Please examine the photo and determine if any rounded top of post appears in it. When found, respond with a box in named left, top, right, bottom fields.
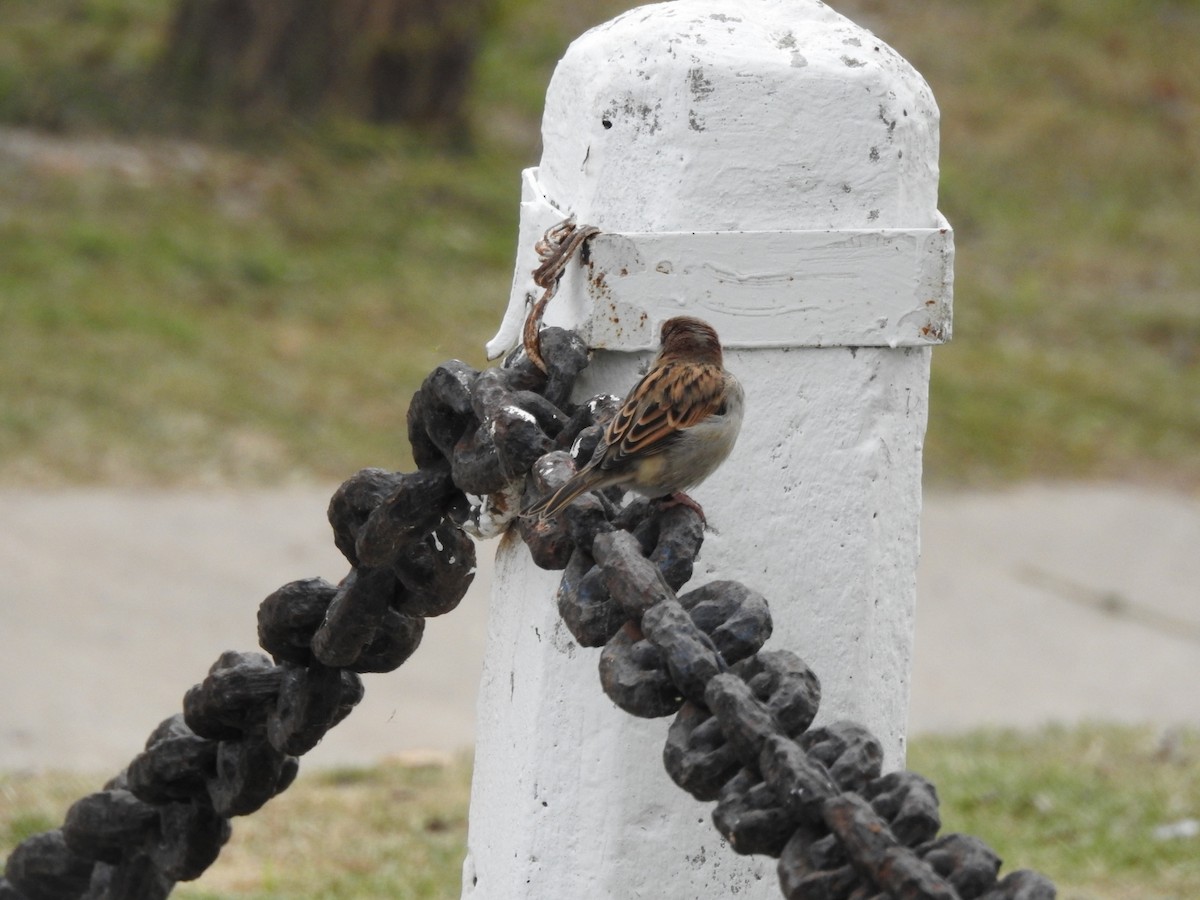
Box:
left=537, top=0, right=941, bottom=232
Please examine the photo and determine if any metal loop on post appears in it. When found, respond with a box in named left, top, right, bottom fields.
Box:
left=523, top=216, right=601, bottom=374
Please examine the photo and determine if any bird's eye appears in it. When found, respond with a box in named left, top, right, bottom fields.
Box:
left=715, top=401, right=727, bottom=416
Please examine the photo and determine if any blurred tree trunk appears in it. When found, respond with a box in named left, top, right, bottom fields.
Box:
left=163, top=0, right=490, bottom=130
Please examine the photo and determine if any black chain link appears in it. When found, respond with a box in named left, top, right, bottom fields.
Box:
left=1, top=323, right=1056, bottom=900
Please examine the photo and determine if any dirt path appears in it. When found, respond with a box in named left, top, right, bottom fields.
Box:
left=3, top=483, right=1198, bottom=771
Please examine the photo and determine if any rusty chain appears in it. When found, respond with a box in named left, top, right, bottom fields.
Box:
left=1, top=304, right=1056, bottom=899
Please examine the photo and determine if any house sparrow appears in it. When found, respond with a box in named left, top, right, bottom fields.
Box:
left=525, top=316, right=744, bottom=520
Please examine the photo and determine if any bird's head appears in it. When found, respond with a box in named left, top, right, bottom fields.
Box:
left=659, top=316, right=723, bottom=364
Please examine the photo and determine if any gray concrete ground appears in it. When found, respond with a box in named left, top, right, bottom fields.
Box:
left=2, top=483, right=1198, bottom=772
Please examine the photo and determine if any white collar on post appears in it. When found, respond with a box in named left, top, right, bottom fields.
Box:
left=487, top=166, right=953, bottom=359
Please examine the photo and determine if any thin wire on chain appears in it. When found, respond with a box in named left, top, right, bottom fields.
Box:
left=523, top=215, right=601, bottom=374
left=0, top=222, right=1056, bottom=900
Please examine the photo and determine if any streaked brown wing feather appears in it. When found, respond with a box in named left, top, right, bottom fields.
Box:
left=597, top=361, right=724, bottom=470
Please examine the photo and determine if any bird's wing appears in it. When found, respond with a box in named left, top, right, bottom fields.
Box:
left=598, top=361, right=726, bottom=470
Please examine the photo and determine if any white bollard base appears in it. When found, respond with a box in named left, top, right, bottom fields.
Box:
left=462, top=346, right=929, bottom=899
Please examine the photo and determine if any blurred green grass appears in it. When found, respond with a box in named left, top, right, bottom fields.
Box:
left=3, top=726, right=1198, bottom=898
left=880, top=0, right=1200, bottom=485
left=907, top=724, right=1200, bottom=900
left=0, top=0, right=1196, bottom=486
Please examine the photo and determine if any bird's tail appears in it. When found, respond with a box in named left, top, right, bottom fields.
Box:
left=522, top=472, right=601, bottom=520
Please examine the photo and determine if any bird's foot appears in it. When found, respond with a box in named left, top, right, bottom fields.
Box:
left=655, top=491, right=707, bottom=526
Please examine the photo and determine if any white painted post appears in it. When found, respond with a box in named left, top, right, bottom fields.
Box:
left=465, top=1, right=952, bottom=897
